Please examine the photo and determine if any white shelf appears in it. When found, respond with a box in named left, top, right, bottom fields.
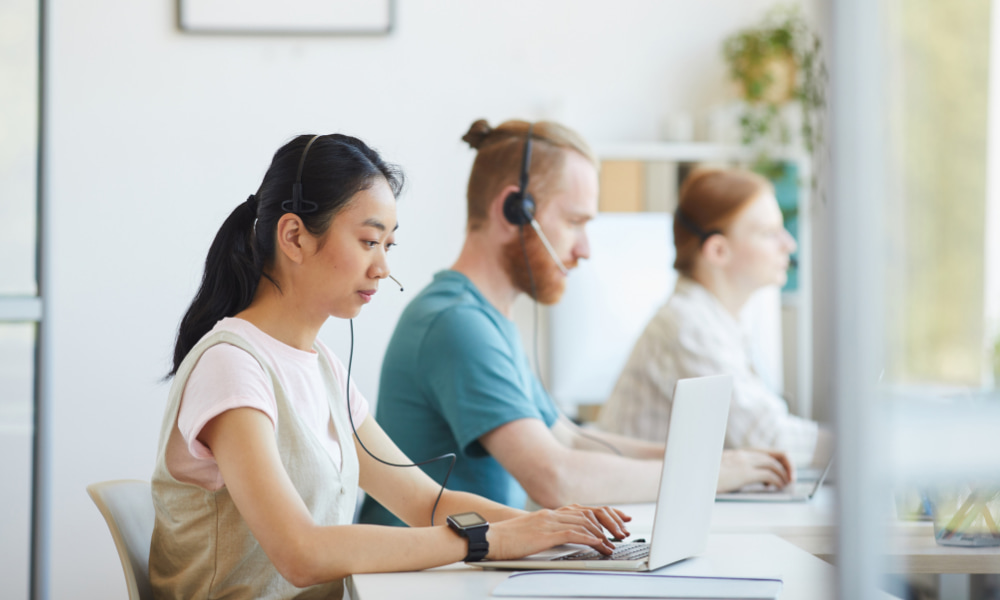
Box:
left=594, top=141, right=808, bottom=164
left=0, top=297, right=43, bottom=321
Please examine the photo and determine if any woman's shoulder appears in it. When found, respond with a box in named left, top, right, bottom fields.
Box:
left=181, top=318, right=307, bottom=389
left=639, top=284, right=730, bottom=352
left=188, top=317, right=262, bottom=354
left=663, top=281, right=723, bottom=324
left=209, top=317, right=265, bottom=343
left=312, top=338, right=348, bottom=380
left=648, top=292, right=696, bottom=331
left=188, top=335, right=269, bottom=385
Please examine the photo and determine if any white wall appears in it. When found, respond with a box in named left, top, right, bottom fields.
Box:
left=43, top=1, right=821, bottom=597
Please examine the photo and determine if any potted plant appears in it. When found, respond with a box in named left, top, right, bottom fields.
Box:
left=722, top=5, right=827, bottom=182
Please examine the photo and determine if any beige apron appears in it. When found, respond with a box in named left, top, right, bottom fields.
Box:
left=150, top=330, right=359, bottom=599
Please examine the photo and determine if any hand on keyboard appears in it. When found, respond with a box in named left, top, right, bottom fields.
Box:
left=556, top=540, right=650, bottom=562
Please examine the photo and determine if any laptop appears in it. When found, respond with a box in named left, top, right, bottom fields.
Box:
left=715, top=457, right=833, bottom=503
left=474, top=374, right=733, bottom=572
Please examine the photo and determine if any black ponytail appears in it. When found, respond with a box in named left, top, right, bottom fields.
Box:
left=168, top=134, right=404, bottom=377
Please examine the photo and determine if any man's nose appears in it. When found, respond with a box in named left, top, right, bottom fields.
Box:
left=574, top=230, right=591, bottom=261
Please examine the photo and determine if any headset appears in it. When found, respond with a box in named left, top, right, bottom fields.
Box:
left=502, top=127, right=537, bottom=227
left=504, top=125, right=622, bottom=456
left=503, top=126, right=569, bottom=275
left=286, top=134, right=453, bottom=526
left=674, top=208, right=721, bottom=245
left=285, top=135, right=404, bottom=289
left=282, top=135, right=322, bottom=215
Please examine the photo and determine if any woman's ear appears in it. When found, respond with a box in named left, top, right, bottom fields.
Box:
left=700, top=234, right=731, bottom=267
left=275, top=213, right=310, bottom=264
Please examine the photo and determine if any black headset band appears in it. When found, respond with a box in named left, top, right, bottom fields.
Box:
left=519, top=125, right=533, bottom=195
left=282, top=134, right=321, bottom=215
left=675, top=208, right=722, bottom=244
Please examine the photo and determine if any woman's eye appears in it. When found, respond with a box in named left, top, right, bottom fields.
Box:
left=385, top=242, right=396, bottom=252
left=365, top=241, right=379, bottom=248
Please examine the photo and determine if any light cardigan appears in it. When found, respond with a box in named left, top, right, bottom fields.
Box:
left=598, top=277, right=819, bottom=467
left=150, top=329, right=359, bottom=599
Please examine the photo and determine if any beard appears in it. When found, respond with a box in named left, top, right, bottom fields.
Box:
left=501, top=225, right=573, bottom=305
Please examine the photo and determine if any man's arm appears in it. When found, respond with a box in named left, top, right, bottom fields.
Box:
left=481, top=417, right=795, bottom=508
left=550, top=415, right=664, bottom=459
left=479, top=417, right=664, bottom=508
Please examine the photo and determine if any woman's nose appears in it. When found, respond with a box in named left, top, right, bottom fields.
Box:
left=783, top=230, right=798, bottom=253
left=370, top=254, right=389, bottom=280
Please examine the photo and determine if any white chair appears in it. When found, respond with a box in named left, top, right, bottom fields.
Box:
left=86, top=480, right=155, bottom=600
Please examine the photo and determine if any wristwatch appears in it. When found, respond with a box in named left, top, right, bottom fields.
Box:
left=446, top=512, right=490, bottom=562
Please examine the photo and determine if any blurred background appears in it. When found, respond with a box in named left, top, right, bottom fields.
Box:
left=2, top=1, right=998, bottom=599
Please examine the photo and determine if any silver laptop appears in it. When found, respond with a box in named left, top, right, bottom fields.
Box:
left=474, top=374, right=733, bottom=572
left=715, top=457, right=833, bottom=503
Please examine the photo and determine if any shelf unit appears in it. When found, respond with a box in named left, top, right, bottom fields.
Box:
left=592, top=141, right=814, bottom=419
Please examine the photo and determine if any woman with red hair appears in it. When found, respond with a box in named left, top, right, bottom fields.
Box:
left=598, top=167, right=832, bottom=469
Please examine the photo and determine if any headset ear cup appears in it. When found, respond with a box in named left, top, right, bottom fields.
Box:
left=504, top=127, right=536, bottom=226
left=503, top=191, right=533, bottom=226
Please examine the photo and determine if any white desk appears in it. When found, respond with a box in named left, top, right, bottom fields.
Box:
left=712, top=486, right=835, bottom=562
left=348, top=534, right=839, bottom=600
left=614, top=487, right=835, bottom=557
left=622, top=487, right=1000, bottom=574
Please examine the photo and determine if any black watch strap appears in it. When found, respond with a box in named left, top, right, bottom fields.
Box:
left=462, top=525, right=489, bottom=562
left=447, top=513, right=490, bottom=562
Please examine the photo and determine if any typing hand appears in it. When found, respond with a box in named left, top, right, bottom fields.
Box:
left=716, top=448, right=794, bottom=493
left=486, top=505, right=631, bottom=560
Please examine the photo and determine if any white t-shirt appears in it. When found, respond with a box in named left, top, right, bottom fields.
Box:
left=169, top=317, right=369, bottom=490
left=598, top=277, right=819, bottom=467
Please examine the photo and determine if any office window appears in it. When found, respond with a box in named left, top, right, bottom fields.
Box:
left=829, top=1, right=1000, bottom=597
left=0, top=0, right=40, bottom=296
left=0, top=325, right=35, bottom=429
left=885, top=0, right=992, bottom=387
left=0, top=1, right=40, bottom=599
left=0, top=325, right=35, bottom=600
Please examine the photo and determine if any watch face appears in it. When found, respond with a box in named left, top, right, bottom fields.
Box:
left=451, top=512, right=487, bottom=528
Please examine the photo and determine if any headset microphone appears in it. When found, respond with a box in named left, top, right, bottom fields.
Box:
left=529, top=220, right=569, bottom=275
left=388, top=275, right=404, bottom=292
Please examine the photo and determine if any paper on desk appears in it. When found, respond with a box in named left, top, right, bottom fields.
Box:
left=491, top=571, right=782, bottom=599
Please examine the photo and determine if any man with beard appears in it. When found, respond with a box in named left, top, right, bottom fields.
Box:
left=358, top=119, right=792, bottom=527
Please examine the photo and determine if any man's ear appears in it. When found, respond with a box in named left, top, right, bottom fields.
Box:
left=275, top=213, right=310, bottom=264
left=489, top=184, right=522, bottom=235
left=700, top=234, right=731, bottom=267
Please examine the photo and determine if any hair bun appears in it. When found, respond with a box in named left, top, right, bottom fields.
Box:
left=462, top=119, right=494, bottom=150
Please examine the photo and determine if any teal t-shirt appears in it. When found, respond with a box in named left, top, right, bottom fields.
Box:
left=359, top=270, right=558, bottom=526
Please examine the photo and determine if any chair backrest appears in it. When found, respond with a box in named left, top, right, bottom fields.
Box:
left=86, top=480, right=155, bottom=600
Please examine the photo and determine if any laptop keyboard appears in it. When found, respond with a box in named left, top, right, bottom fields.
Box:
left=554, top=542, right=650, bottom=562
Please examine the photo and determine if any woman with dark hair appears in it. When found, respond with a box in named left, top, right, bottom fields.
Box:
left=150, top=134, right=629, bottom=599
left=598, top=167, right=832, bottom=469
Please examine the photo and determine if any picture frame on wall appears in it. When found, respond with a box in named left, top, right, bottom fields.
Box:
left=177, top=0, right=394, bottom=35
